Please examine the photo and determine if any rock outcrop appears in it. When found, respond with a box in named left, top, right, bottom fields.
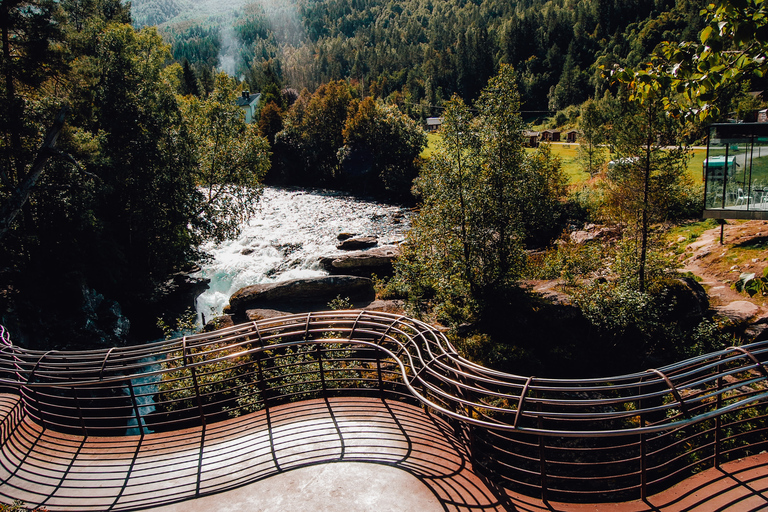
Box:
left=569, top=224, right=622, bottom=244
left=659, top=277, right=710, bottom=327
left=321, top=245, right=400, bottom=277
left=714, top=301, right=761, bottom=325
left=336, top=236, right=378, bottom=250
left=226, top=276, right=375, bottom=322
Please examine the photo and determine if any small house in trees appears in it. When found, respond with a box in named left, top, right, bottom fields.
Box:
left=523, top=131, right=540, bottom=147
left=566, top=130, right=578, bottom=143
left=703, top=123, right=768, bottom=220
left=541, top=129, right=561, bottom=142
left=426, top=117, right=443, bottom=132
left=236, top=91, right=261, bottom=124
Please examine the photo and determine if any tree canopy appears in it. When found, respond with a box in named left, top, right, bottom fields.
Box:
left=617, top=0, right=768, bottom=122
left=0, top=1, right=270, bottom=347
left=139, top=0, right=710, bottom=114
left=397, top=65, right=567, bottom=325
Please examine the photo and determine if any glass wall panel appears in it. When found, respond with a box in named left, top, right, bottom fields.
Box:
left=704, top=123, right=768, bottom=219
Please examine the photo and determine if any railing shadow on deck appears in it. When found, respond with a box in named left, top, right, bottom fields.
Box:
left=0, top=310, right=767, bottom=509
left=0, top=394, right=512, bottom=511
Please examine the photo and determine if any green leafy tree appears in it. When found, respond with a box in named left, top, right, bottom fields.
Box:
left=648, top=0, right=768, bottom=121
left=179, top=72, right=271, bottom=242
left=74, top=24, right=205, bottom=300
left=604, top=67, right=693, bottom=291
left=398, top=65, right=537, bottom=323
left=521, top=144, right=569, bottom=246
left=276, top=80, right=356, bottom=186
left=258, top=100, right=284, bottom=145
left=338, top=96, right=426, bottom=200
left=180, top=59, right=201, bottom=97
left=577, top=98, right=607, bottom=176
left=0, top=0, right=67, bottom=221
left=1, top=4, right=273, bottom=348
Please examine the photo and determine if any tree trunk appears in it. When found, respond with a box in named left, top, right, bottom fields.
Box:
left=638, top=105, right=655, bottom=293
left=0, top=106, right=68, bottom=241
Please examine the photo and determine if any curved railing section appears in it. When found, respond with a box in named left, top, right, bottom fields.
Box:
left=1, top=311, right=767, bottom=502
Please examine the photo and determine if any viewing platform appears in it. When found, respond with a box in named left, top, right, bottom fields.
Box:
left=0, top=311, right=767, bottom=510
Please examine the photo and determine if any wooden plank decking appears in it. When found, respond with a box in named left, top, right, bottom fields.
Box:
left=0, top=393, right=766, bottom=511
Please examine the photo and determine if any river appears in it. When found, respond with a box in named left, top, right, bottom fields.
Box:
left=125, top=187, right=411, bottom=436
left=192, top=187, right=412, bottom=324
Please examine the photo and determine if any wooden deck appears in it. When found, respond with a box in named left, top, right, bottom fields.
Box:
left=0, top=393, right=767, bottom=512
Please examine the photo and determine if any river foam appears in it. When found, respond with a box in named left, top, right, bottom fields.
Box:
left=193, top=187, right=411, bottom=323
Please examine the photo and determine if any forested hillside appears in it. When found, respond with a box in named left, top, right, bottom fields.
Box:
left=134, top=0, right=709, bottom=113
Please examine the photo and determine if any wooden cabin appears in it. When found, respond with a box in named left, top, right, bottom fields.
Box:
left=541, top=129, right=561, bottom=142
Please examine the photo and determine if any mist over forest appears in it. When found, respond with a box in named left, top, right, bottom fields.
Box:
left=132, top=0, right=717, bottom=116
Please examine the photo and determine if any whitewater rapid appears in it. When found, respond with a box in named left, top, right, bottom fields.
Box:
left=192, top=187, right=412, bottom=324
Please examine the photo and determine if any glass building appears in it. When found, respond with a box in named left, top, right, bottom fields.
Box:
left=703, top=123, right=768, bottom=220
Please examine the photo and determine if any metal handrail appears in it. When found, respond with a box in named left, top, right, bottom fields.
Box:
left=0, top=310, right=767, bottom=503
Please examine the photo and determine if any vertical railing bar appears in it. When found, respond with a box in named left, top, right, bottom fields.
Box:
left=513, top=376, right=534, bottom=429
left=181, top=335, right=205, bottom=427
left=67, top=366, right=88, bottom=438
left=28, top=350, right=56, bottom=382
left=715, top=359, right=724, bottom=468
left=255, top=351, right=269, bottom=411
left=537, top=389, right=547, bottom=502
left=99, top=348, right=116, bottom=381
left=376, top=347, right=384, bottom=395
left=647, top=368, right=689, bottom=417
left=253, top=321, right=264, bottom=348
left=28, top=350, right=56, bottom=431
left=304, top=313, right=312, bottom=340
left=127, top=379, right=144, bottom=438
left=190, top=365, right=206, bottom=430
left=348, top=310, right=366, bottom=340
left=639, top=377, right=647, bottom=501
left=316, top=343, right=326, bottom=393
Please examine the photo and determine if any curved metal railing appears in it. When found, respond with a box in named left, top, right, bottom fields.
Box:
left=1, top=311, right=767, bottom=502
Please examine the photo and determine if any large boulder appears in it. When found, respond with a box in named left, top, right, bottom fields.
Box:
left=714, top=301, right=761, bottom=326
left=659, top=277, right=710, bottom=327
left=323, top=245, right=400, bottom=277
left=337, top=236, right=378, bottom=250
left=569, top=224, right=622, bottom=245
left=227, top=276, right=375, bottom=321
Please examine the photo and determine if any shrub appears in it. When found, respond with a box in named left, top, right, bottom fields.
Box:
left=0, top=502, right=46, bottom=512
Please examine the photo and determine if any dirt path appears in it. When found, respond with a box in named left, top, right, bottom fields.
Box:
left=681, top=220, right=768, bottom=324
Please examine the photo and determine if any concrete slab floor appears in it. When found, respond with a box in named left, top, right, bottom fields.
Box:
left=149, top=462, right=444, bottom=512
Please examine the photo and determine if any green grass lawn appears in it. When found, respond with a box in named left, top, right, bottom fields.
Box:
left=525, top=143, right=586, bottom=184
left=422, top=134, right=708, bottom=186
left=421, top=132, right=441, bottom=159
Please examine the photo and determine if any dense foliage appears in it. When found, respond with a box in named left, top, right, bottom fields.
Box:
left=135, top=0, right=722, bottom=116
left=636, top=0, right=768, bottom=122
left=271, top=81, right=426, bottom=199
left=1, top=0, right=758, bottom=375
left=0, top=1, right=270, bottom=348
left=397, top=66, right=567, bottom=325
